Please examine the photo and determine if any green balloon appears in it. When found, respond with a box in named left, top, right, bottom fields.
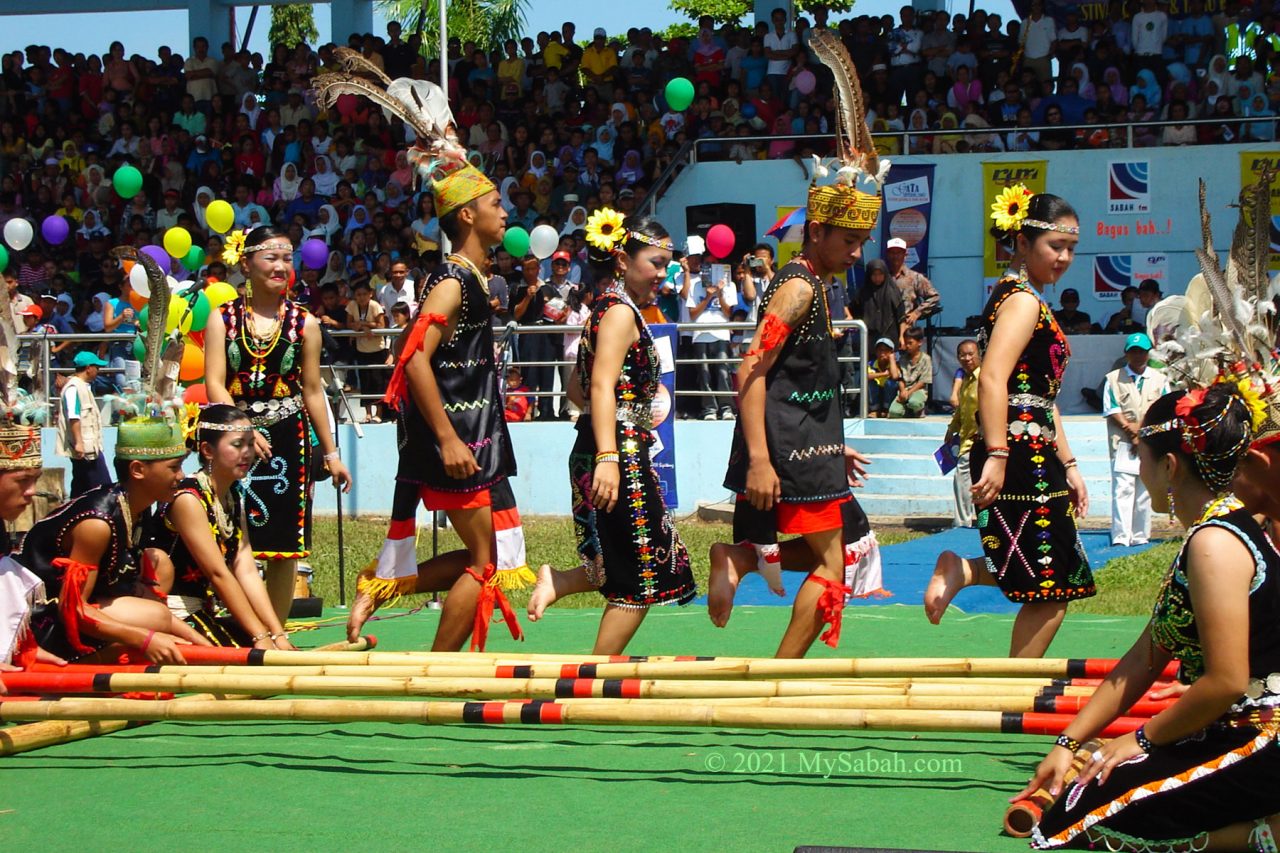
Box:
left=133, top=333, right=146, bottom=362
left=0, top=245, right=7, bottom=273
left=113, top=164, right=144, bottom=199
left=188, top=291, right=212, bottom=332
left=137, top=306, right=149, bottom=328
left=503, top=226, right=530, bottom=258
left=665, top=77, right=695, bottom=112
left=183, top=245, right=206, bottom=271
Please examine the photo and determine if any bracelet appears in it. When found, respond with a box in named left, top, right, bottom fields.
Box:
left=324, top=451, right=341, bottom=462
left=251, top=631, right=271, bottom=642
left=140, top=630, right=156, bottom=653
left=987, top=447, right=1010, bottom=459
left=1054, top=734, right=1082, bottom=753
left=594, top=451, right=620, bottom=465
left=1134, top=724, right=1154, bottom=753
left=270, top=631, right=290, bottom=640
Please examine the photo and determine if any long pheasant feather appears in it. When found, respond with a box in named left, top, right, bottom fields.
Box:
left=808, top=29, right=879, bottom=182
left=312, top=74, right=437, bottom=143
left=330, top=46, right=393, bottom=87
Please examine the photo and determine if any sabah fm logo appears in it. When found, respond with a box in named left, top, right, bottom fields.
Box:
left=1107, top=161, right=1150, bottom=215
left=1094, top=254, right=1131, bottom=300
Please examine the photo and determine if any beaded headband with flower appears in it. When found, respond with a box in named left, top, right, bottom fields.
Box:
left=221, top=229, right=247, bottom=265
left=585, top=208, right=627, bottom=252
left=1137, top=379, right=1257, bottom=491
left=990, top=185, right=1080, bottom=236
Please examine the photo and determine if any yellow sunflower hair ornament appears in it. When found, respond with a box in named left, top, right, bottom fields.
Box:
left=181, top=402, right=202, bottom=442
left=221, top=229, right=247, bottom=266
left=585, top=208, right=627, bottom=252
left=990, top=185, right=1034, bottom=233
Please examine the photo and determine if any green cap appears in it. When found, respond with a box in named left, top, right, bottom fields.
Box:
left=116, top=417, right=188, bottom=461
left=1124, top=332, right=1153, bottom=352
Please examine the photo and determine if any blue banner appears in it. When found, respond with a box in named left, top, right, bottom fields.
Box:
left=880, top=163, right=935, bottom=276
left=649, top=323, right=679, bottom=508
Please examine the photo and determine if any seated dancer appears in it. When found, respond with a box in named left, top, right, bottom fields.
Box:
left=719, top=30, right=886, bottom=658
left=22, top=417, right=207, bottom=664
left=1023, top=383, right=1280, bottom=850
left=525, top=211, right=696, bottom=652
left=924, top=188, right=1094, bottom=657
left=1021, top=179, right=1280, bottom=851
left=145, top=404, right=296, bottom=650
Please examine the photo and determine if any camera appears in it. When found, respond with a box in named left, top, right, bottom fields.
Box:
left=748, top=257, right=764, bottom=269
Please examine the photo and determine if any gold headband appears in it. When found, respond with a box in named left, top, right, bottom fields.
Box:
left=1022, top=219, right=1080, bottom=235
left=243, top=240, right=294, bottom=255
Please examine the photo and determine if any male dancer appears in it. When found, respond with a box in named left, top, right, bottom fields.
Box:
left=347, top=162, right=525, bottom=651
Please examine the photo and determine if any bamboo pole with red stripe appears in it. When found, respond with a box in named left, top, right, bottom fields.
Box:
left=0, top=696, right=1152, bottom=737
left=1003, top=739, right=1100, bottom=837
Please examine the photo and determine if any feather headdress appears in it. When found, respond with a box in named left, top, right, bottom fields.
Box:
left=1149, top=170, right=1280, bottom=447
left=805, top=29, right=886, bottom=231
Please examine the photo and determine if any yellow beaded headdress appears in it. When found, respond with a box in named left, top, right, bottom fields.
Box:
left=313, top=48, right=491, bottom=217
left=1145, top=170, right=1280, bottom=450
left=805, top=29, right=887, bottom=232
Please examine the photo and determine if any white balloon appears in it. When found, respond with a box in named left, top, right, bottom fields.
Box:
left=174, top=279, right=195, bottom=294
left=529, top=224, right=560, bottom=260
left=129, top=262, right=151, bottom=297
left=3, top=218, right=33, bottom=251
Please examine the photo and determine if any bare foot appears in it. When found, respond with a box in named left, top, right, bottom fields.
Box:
left=527, top=564, right=559, bottom=622
left=707, top=543, right=750, bottom=628
left=924, top=550, right=968, bottom=625
left=346, top=589, right=380, bottom=642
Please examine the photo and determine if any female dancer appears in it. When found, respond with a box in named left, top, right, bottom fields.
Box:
left=527, top=211, right=695, bottom=653
left=204, top=224, right=352, bottom=620
left=925, top=190, right=1094, bottom=657
left=147, top=404, right=296, bottom=650
left=1022, top=383, right=1280, bottom=850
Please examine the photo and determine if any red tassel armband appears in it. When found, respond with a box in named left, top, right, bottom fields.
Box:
left=382, top=312, right=449, bottom=409
left=744, top=314, right=793, bottom=359
left=806, top=572, right=852, bottom=649
left=463, top=563, right=524, bottom=652
left=51, top=557, right=101, bottom=656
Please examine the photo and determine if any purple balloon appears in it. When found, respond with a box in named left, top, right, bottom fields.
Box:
left=139, top=244, right=172, bottom=276
left=300, top=238, right=329, bottom=270
left=41, top=215, right=70, bottom=245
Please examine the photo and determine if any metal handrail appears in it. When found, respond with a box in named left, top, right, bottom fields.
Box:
left=690, top=113, right=1278, bottom=161
left=646, top=139, right=695, bottom=216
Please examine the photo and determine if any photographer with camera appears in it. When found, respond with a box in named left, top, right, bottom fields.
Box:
left=735, top=243, right=776, bottom=320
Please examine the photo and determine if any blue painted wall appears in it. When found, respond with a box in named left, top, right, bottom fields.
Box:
left=655, top=144, right=1259, bottom=329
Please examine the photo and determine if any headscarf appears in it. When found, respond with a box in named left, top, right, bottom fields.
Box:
left=384, top=180, right=405, bottom=210
left=1247, top=94, right=1276, bottom=140
left=1071, top=63, right=1095, bottom=100
left=77, top=209, right=110, bottom=240
left=344, top=204, right=370, bottom=237
left=962, top=113, right=999, bottom=148
left=609, top=102, right=631, bottom=127
left=1130, top=69, right=1161, bottom=108
left=555, top=144, right=578, bottom=175
left=312, top=203, right=340, bottom=240
left=1206, top=55, right=1232, bottom=99
left=695, top=28, right=720, bottom=58
left=240, top=92, right=262, bottom=129
left=192, top=185, right=214, bottom=231
left=908, top=108, right=929, bottom=130
left=533, top=175, right=553, bottom=213
left=85, top=293, right=109, bottom=332
left=561, top=205, right=588, bottom=237
left=615, top=150, right=644, bottom=186
left=526, top=149, right=549, bottom=180
left=499, top=176, right=519, bottom=213
left=318, top=249, right=345, bottom=286
left=594, top=126, right=616, bottom=164
left=312, top=155, right=339, bottom=195
left=274, top=161, right=302, bottom=202
left=1103, top=67, right=1128, bottom=106
left=390, top=151, right=414, bottom=189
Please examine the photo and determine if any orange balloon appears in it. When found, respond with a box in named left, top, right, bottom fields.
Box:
left=128, top=290, right=148, bottom=311
left=121, top=258, right=134, bottom=276
left=187, top=330, right=205, bottom=348
left=182, top=383, right=208, bottom=404
left=178, top=344, right=205, bottom=382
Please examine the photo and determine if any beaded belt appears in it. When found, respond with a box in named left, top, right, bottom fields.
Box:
left=1009, top=420, right=1057, bottom=442
left=238, top=396, right=304, bottom=427
left=615, top=400, right=654, bottom=431
left=1009, top=393, right=1054, bottom=411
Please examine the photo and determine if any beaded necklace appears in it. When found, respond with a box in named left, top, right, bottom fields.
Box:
left=195, top=470, right=237, bottom=541
left=447, top=253, right=490, bottom=297
left=239, top=297, right=285, bottom=359
left=1148, top=493, right=1245, bottom=668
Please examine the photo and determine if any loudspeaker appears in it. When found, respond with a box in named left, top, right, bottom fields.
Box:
left=685, top=203, right=758, bottom=260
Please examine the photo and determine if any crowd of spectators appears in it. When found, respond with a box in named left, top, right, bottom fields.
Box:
left=0, top=3, right=1274, bottom=417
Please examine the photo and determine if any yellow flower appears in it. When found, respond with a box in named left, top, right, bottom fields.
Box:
left=584, top=208, right=627, bottom=252
left=181, top=402, right=202, bottom=442
left=221, top=229, right=246, bottom=266
left=990, top=185, right=1033, bottom=232
left=1232, top=376, right=1267, bottom=432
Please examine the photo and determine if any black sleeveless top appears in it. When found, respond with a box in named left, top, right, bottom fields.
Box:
left=220, top=298, right=309, bottom=403
left=1151, top=508, right=1280, bottom=693
left=396, top=259, right=516, bottom=492
left=21, top=484, right=146, bottom=600
left=147, top=477, right=247, bottom=603
left=724, top=260, right=849, bottom=503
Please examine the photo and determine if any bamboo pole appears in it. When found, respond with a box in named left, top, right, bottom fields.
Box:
left=0, top=636, right=374, bottom=757
left=0, top=696, right=1151, bottom=737
left=0, top=671, right=1178, bottom=710
left=1003, top=739, right=1100, bottom=837
left=87, top=647, right=1182, bottom=682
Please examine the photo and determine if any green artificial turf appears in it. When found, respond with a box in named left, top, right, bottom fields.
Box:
left=0, top=605, right=1150, bottom=853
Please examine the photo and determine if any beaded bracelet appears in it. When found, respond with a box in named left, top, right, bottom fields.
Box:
left=1054, top=734, right=1082, bottom=753
left=324, top=451, right=341, bottom=462
left=1063, top=456, right=1079, bottom=470
left=987, top=447, right=1010, bottom=459
left=1134, top=724, right=1154, bottom=753
left=271, top=631, right=291, bottom=640
left=595, top=451, right=620, bottom=465
left=251, top=631, right=271, bottom=642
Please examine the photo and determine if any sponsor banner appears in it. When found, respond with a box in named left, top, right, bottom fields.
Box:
left=775, top=205, right=803, bottom=267
left=649, top=323, right=679, bottom=508
left=1107, top=161, right=1150, bottom=215
left=1010, top=0, right=1223, bottom=27
left=982, top=160, right=1048, bottom=287
left=1093, top=253, right=1169, bottom=300
left=1240, top=150, right=1280, bottom=271
left=881, top=163, right=935, bottom=274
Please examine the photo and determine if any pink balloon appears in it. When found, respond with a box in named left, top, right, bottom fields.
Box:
left=794, top=69, right=816, bottom=95
left=706, top=224, right=735, bottom=259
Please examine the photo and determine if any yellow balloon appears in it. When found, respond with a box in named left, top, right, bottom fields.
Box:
left=203, top=280, right=238, bottom=307
left=205, top=200, right=234, bottom=235
left=165, top=298, right=193, bottom=335
left=163, top=227, right=192, bottom=259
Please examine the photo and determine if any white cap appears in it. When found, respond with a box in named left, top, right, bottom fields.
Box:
left=886, top=237, right=908, bottom=251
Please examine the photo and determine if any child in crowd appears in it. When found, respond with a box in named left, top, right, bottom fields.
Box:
left=888, top=327, right=930, bottom=418
left=944, top=339, right=981, bottom=527
left=865, top=337, right=900, bottom=417
left=504, top=366, right=532, bottom=422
